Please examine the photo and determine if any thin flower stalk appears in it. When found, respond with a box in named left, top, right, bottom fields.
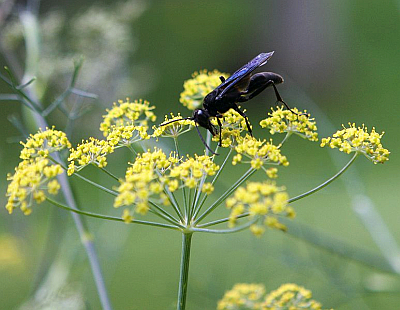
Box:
left=289, top=153, right=358, bottom=203
left=46, top=197, right=180, bottom=231
left=194, top=167, right=256, bottom=225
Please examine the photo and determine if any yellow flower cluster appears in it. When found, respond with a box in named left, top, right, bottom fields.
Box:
left=218, top=283, right=326, bottom=310
left=169, top=154, right=219, bottom=192
left=226, top=181, right=294, bottom=236
left=6, top=158, right=63, bottom=215
left=20, top=127, right=71, bottom=160
left=233, top=136, right=289, bottom=172
left=106, top=124, right=150, bottom=147
left=262, top=283, right=322, bottom=310
left=152, top=113, right=195, bottom=139
left=320, top=123, right=390, bottom=164
left=99, top=98, right=156, bottom=137
left=179, top=70, right=227, bottom=110
left=217, top=283, right=266, bottom=310
left=260, top=106, right=318, bottom=142
left=211, top=109, right=248, bottom=147
left=114, top=149, right=219, bottom=221
left=67, top=138, right=114, bottom=175
left=114, top=148, right=179, bottom=221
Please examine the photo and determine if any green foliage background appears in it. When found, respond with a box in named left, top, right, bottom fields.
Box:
left=1, top=0, right=399, bottom=309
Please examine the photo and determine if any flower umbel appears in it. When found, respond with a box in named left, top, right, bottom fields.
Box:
left=233, top=136, right=289, bottom=172
left=68, top=138, right=114, bottom=175
left=114, top=148, right=179, bottom=220
left=217, top=283, right=266, bottom=310
left=99, top=98, right=156, bottom=137
left=226, top=181, right=293, bottom=235
left=106, top=124, right=150, bottom=148
left=168, top=154, right=219, bottom=191
left=180, top=70, right=228, bottom=110
left=262, top=283, right=323, bottom=310
left=260, top=106, right=318, bottom=142
left=320, top=123, right=389, bottom=164
left=152, top=113, right=195, bottom=139
left=211, top=109, right=249, bottom=148
left=218, top=283, right=326, bottom=310
left=6, top=158, right=63, bottom=215
left=20, top=127, right=71, bottom=160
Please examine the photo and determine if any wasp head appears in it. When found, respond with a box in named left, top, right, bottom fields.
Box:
left=192, top=108, right=216, bottom=136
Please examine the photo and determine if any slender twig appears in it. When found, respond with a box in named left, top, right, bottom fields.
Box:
left=191, top=148, right=233, bottom=220
left=196, top=213, right=250, bottom=228
left=99, top=167, right=120, bottom=181
left=289, top=153, right=358, bottom=203
left=278, top=131, right=292, bottom=149
left=46, top=197, right=180, bottom=231
left=148, top=200, right=184, bottom=228
left=174, top=137, right=188, bottom=221
left=48, top=156, right=118, bottom=196
left=194, top=167, right=256, bottom=225
left=192, top=218, right=257, bottom=234
left=0, top=69, right=43, bottom=113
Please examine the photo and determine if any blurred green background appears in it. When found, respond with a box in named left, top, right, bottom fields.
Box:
left=1, top=0, right=400, bottom=309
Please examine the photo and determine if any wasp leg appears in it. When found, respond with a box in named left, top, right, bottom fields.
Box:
left=232, top=105, right=253, bottom=136
left=216, top=114, right=223, bottom=146
left=195, top=124, right=218, bottom=155
left=239, top=72, right=303, bottom=116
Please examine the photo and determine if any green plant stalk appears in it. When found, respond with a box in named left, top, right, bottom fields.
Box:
left=99, top=166, right=120, bottom=181
left=289, top=153, right=358, bottom=203
left=194, top=167, right=256, bottom=225
left=148, top=201, right=183, bottom=228
left=192, top=218, right=256, bottom=234
left=48, top=156, right=118, bottom=197
left=196, top=213, right=250, bottom=228
left=174, top=137, right=189, bottom=221
left=19, top=10, right=112, bottom=310
left=46, top=197, right=180, bottom=231
left=177, top=232, right=193, bottom=310
left=191, top=148, right=233, bottom=221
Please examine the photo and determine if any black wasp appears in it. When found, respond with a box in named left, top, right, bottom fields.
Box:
left=162, top=51, right=296, bottom=154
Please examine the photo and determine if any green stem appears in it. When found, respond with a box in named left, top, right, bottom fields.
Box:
left=278, top=131, right=292, bottom=149
left=192, top=218, right=256, bottom=234
left=46, top=197, right=180, bottom=231
left=48, top=156, right=118, bottom=196
left=148, top=201, right=184, bottom=228
left=196, top=213, right=250, bottom=228
left=154, top=169, right=184, bottom=222
left=177, top=232, right=193, bottom=310
left=174, top=137, right=188, bottom=221
left=289, top=153, right=358, bottom=203
left=72, top=170, right=118, bottom=196
left=194, top=167, right=256, bottom=225
left=191, top=148, right=233, bottom=220
left=99, top=166, right=120, bottom=181
left=205, top=130, right=211, bottom=157
left=127, top=144, right=137, bottom=156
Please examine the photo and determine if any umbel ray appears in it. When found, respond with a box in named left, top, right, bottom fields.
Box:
left=161, top=51, right=302, bottom=155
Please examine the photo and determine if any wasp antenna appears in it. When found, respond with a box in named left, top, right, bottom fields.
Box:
left=160, top=117, right=193, bottom=126
left=195, top=124, right=218, bottom=155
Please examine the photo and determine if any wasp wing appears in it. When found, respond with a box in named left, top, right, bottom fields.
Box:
left=216, top=51, right=275, bottom=99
